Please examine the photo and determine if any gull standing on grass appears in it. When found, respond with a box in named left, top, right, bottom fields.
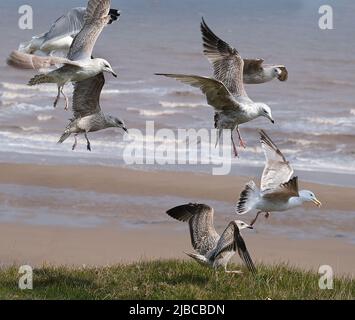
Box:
left=156, top=18, right=275, bottom=157
left=58, top=72, right=127, bottom=151
left=166, top=203, right=256, bottom=274
left=28, top=0, right=118, bottom=110
left=16, top=7, right=120, bottom=56
left=235, top=130, right=322, bottom=226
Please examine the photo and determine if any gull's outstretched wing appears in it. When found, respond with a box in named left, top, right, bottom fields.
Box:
left=259, top=129, right=295, bottom=194
left=201, top=18, right=247, bottom=97
left=68, top=0, right=111, bottom=61
left=213, top=221, right=256, bottom=273
left=156, top=73, right=239, bottom=111
left=72, top=72, right=104, bottom=118
left=41, top=7, right=86, bottom=49
left=166, top=203, right=220, bottom=256
left=7, top=50, right=80, bottom=70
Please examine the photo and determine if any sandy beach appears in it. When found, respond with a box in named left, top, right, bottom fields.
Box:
left=0, top=163, right=354, bottom=277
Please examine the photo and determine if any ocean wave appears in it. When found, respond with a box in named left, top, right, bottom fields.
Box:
left=1, top=82, right=64, bottom=93
left=37, top=114, right=54, bottom=122
left=102, top=87, right=170, bottom=96
left=159, top=101, right=207, bottom=108
left=0, top=103, right=53, bottom=116
left=127, top=107, right=180, bottom=117
left=307, top=116, right=355, bottom=126
left=0, top=91, right=36, bottom=100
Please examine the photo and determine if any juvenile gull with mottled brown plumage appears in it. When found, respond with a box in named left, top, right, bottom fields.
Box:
left=166, top=203, right=256, bottom=274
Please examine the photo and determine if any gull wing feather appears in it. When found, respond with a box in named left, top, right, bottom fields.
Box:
left=68, top=0, right=111, bottom=61
left=41, top=7, right=86, bottom=47
left=166, top=203, right=220, bottom=256
left=156, top=73, right=239, bottom=111
left=213, top=221, right=256, bottom=273
left=201, top=18, right=247, bottom=97
left=259, top=129, right=294, bottom=192
left=7, top=50, right=80, bottom=70
left=72, top=72, right=104, bottom=118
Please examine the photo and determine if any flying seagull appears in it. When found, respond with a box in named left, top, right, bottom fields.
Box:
left=243, top=59, right=288, bottom=84
left=156, top=18, right=275, bottom=157
left=166, top=203, right=256, bottom=274
left=17, top=7, right=120, bottom=56
left=28, top=0, right=118, bottom=110
left=235, top=130, right=322, bottom=225
left=201, top=19, right=288, bottom=85
left=58, top=72, right=127, bottom=151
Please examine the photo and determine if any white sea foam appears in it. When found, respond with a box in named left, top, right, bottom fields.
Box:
left=127, top=108, right=179, bottom=117
left=37, top=114, right=54, bottom=122
left=159, top=101, right=207, bottom=108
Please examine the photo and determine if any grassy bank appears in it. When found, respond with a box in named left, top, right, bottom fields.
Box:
left=0, top=260, right=353, bottom=300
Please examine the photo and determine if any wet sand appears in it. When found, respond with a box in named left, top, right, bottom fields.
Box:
left=0, top=163, right=354, bottom=277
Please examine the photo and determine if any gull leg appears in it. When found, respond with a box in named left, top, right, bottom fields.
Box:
left=250, top=211, right=263, bottom=226
left=72, top=134, right=78, bottom=151
left=231, top=132, right=239, bottom=158
left=236, top=126, right=247, bottom=148
left=84, top=132, right=91, bottom=151
left=265, top=212, right=270, bottom=219
left=60, top=87, right=69, bottom=111
left=53, top=86, right=61, bottom=108
left=215, top=129, right=222, bottom=148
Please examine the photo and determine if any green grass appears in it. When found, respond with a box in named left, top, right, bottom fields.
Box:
left=0, top=260, right=353, bottom=300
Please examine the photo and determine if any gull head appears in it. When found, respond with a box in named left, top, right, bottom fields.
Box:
left=97, top=58, right=117, bottom=78
left=235, top=220, right=253, bottom=230
left=273, top=67, right=282, bottom=78
left=299, top=190, right=322, bottom=207
left=257, top=103, right=274, bottom=124
left=107, top=116, right=128, bottom=133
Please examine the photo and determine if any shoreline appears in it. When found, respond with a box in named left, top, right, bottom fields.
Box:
left=0, top=162, right=354, bottom=277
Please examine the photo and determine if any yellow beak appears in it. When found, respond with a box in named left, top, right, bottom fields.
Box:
left=312, top=198, right=322, bottom=207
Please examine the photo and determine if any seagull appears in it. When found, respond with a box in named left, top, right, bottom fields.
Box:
left=17, top=7, right=120, bottom=56
left=156, top=18, right=275, bottom=157
left=57, top=72, right=127, bottom=151
left=166, top=203, right=256, bottom=274
left=243, top=59, right=288, bottom=84
left=28, top=0, right=118, bottom=110
left=235, top=130, right=322, bottom=225
left=200, top=18, right=288, bottom=85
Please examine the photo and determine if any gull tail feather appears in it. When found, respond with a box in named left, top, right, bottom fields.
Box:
left=58, top=130, right=71, bottom=144
left=235, top=181, right=259, bottom=215
left=184, top=252, right=209, bottom=266
left=28, top=73, right=55, bottom=86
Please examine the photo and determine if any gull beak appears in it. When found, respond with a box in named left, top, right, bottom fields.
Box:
left=312, top=198, right=322, bottom=207
left=111, top=71, right=118, bottom=78
left=122, top=126, right=128, bottom=133
left=270, top=119, right=275, bottom=124
left=247, top=225, right=254, bottom=229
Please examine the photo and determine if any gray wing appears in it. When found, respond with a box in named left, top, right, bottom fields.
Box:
left=68, top=0, right=111, bottom=61
left=201, top=18, right=247, bottom=97
left=213, top=221, right=256, bottom=273
left=72, top=72, right=104, bottom=118
left=166, top=203, right=220, bottom=255
left=156, top=73, right=239, bottom=111
left=259, top=129, right=294, bottom=192
left=7, top=50, right=80, bottom=70
left=42, top=8, right=86, bottom=46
